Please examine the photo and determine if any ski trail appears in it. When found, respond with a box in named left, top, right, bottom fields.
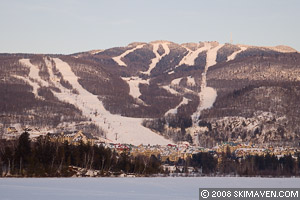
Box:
left=161, top=85, right=179, bottom=95
left=171, top=78, right=182, bottom=85
left=206, top=43, right=224, bottom=69
left=227, top=46, right=247, bottom=61
left=51, top=58, right=172, bottom=145
left=112, top=44, right=145, bottom=67
left=121, top=76, right=149, bottom=100
left=165, top=97, right=190, bottom=115
left=18, top=59, right=49, bottom=98
left=186, top=76, right=196, bottom=86
left=192, top=43, right=224, bottom=124
left=176, top=43, right=211, bottom=67
left=142, top=42, right=170, bottom=75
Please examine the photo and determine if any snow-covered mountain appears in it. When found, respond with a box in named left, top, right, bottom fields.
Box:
left=1, top=41, right=299, bottom=146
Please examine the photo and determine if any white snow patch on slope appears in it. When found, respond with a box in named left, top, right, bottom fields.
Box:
left=186, top=76, right=196, bottom=86
left=142, top=43, right=170, bottom=75
left=161, top=85, right=179, bottom=95
left=165, top=97, right=190, bottom=115
left=51, top=58, right=171, bottom=145
left=198, top=87, right=217, bottom=110
left=176, top=43, right=211, bottom=67
left=113, top=44, right=145, bottom=67
left=227, top=46, right=247, bottom=61
left=171, top=78, right=182, bottom=85
left=122, top=77, right=149, bottom=99
left=192, top=43, right=224, bottom=124
left=90, top=50, right=103, bottom=55
left=206, top=43, right=224, bottom=68
left=17, top=59, right=49, bottom=98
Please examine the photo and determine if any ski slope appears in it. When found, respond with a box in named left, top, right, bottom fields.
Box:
left=121, top=76, right=149, bottom=99
left=161, top=85, right=179, bottom=95
left=19, top=57, right=172, bottom=145
left=206, top=43, right=224, bottom=69
left=112, top=44, right=145, bottom=67
left=227, top=46, right=247, bottom=61
left=191, top=44, right=223, bottom=123
left=142, top=42, right=170, bottom=75
left=176, top=43, right=211, bottom=67
left=171, top=78, right=182, bottom=85
left=165, top=97, right=190, bottom=115
left=18, top=59, right=49, bottom=98
left=186, top=76, right=196, bottom=86
left=52, top=58, right=171, bottom=145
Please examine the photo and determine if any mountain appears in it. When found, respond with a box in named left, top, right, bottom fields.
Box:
left=0, top=41, right=299, bottom=147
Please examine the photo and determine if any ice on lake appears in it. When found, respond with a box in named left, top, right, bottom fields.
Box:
left=1, top=177, right=300, bottom=200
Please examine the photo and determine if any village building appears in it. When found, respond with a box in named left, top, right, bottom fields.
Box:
left=48, top=130, right=97, bottom=145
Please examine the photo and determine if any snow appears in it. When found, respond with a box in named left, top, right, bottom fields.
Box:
left=227, top=46, right=247, bottom=61
left=90, top=49, right=103, bottom=55
left=165, top=97, right=190, bottom=115
left=121, top=76, right=149, bottom=99
left=205, top=43, right=224, bottom=68
left=198, top=87, right=217, bottom=110
left=191, top=44, right=224, bottom=124
left=186, top=76, right=196, bottom=86
left=142, top=42, right=170, bottom=75
left=112, top=44, right=145, bottom=67
left=17, top=59, right=49, bottom=98
left=17, top=57, right=172, bottom=145
left=176, top=43, right=211, bottom=67
left=161, top=85, right=179, bottom=95
left=171, top=78, right=182, bottom=85
left=1, top=177, right=299, bottom=200
left=50, top=58, right=171, bottom=145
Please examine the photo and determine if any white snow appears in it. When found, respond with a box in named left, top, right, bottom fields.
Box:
left=1, top=177, right=299, bottom=200
left=191, top=43, right=224, bottom=124
left=197, top=87, right=217, bottom=110
left=49, top=58, right=171, bottom=145
left=171, top=78, right=182, bottom=85
left=186, top=76, right=196, bottom=86
left=17, top=57, right=172, bottom=145
left=17, top=59, right=49, bottom=98
left=90, top=49, right=103, bottom=55
left=205, top=43, right=224, bottom=68
left=176, top=43, right=211, bottom=67
left=112, top=44, right=145, bottom=67
left=227, top=46, right=247, bottom=61
left=142, top=43, right=170, bottom=75
left=121, top=76, right=149, bottom=99
left=161, top=85, right=179, bottom=95
left=165, top=97, right=190, bottom=115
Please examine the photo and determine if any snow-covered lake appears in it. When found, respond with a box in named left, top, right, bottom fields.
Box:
left=1, top=177, right=300, bottom=200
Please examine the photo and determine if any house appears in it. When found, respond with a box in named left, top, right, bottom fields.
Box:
left=48, top=130, right=97, bottom=145
left=7, top=127, right=17, bottom=133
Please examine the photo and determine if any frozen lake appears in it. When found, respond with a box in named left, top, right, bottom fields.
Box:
left=1, top=177, right=300, bottom=200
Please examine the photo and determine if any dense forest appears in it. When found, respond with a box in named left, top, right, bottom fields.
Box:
left=0, top=132, right=162, bottom=177
left=1, top=132, right=299, bottom=177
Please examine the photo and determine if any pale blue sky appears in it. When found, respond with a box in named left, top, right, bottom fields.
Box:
left=1, top=0, right=299, bottom=54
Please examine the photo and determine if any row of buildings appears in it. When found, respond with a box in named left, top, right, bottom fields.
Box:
left=2, top=127, right=299, bottom=162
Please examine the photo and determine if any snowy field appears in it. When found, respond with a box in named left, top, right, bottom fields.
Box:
left=1, top=177, right=300, bottom=200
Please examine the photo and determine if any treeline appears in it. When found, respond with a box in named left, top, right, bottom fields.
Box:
left=176, top=149, right=300, bottom=177
left=1, top=132, right=299, bottom=177
left=0, top=132, right=161, bottom=177
left=143, top=114, right=193, bottom=143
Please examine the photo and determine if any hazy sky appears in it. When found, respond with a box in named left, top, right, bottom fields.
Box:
left=1, top=0, right=299, bottom=54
